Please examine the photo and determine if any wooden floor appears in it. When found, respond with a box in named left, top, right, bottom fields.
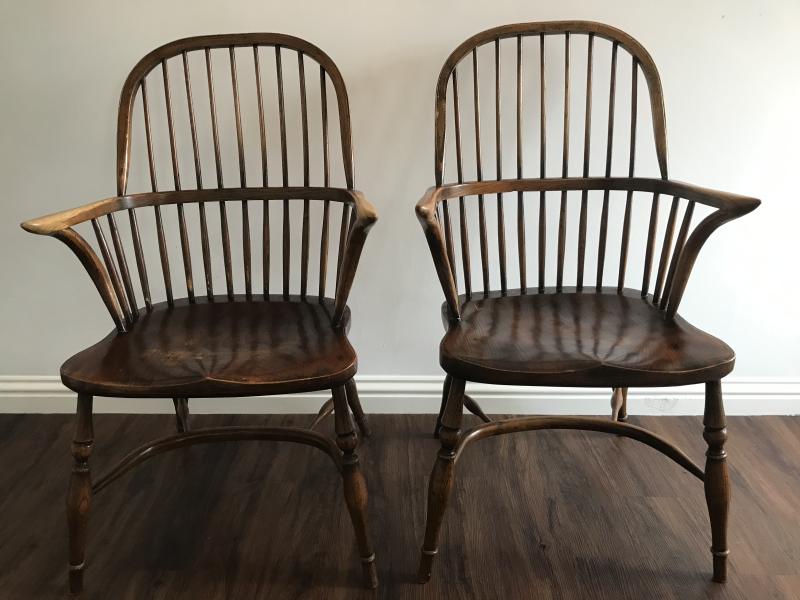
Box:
left=0, top=413, right=799, bottom=599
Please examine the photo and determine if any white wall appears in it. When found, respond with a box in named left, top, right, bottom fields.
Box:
left=1, top=1, right=799, bottom=412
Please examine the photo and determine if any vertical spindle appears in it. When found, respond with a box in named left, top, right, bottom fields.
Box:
left=92, top=219, right=132, bottom=324
left=229, top=47, right=250, bottom=297
left=660, top=200, right=695, bottom=310
left=516, top=35, right=526, bottom=293
left=205, top=49, right=232, bottom=298
left=153, top=205, right=174, bottom=305
left=299, top=52, right=311, bottom=298
left=229, top=47, right=246, bottom=187
left=538, top=33, right=547, bottom=292
left=652, top=195, right=680, bottom=305
left=254, top=46, right=269, bottom=187
left=183, top=50, right=212, bottom=298
left=596, top=40, right=618, bottom=290
left=453, top=68, right=471, bottom=299
left=473, top=48, right=490, bottom=294
left=254, top=46, right=270, bottom=297
left=205, top=48, right=224, bottom=188
left=556, top=33, right=570, bottom=291
left=182, top=51, right=203, bottom=188
left=495, top=39, right=507, bottom=294
left=276, top=46, right=290, bottom=298
left=164, top=58, right=194, bottom=300
left=141, top=78, right=173, bottom=305
left=161, top=59, right=181, bottom=190
left=141, top=80, right=158, bottom=192
left=106, top=213, right=138, bottom=319
left=127, top=210, right=151, bottom=309
left=617, top=57, right=638, bottom=292
left=577, top=33, right=594, bottom=291
left=641, top=192, right=660, bottom=296
left=319, top=67, right=330, bottom=299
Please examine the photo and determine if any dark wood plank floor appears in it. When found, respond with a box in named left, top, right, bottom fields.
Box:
left=0, top=413, right=799, bottom=599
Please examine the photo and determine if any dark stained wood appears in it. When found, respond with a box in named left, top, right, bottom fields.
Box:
left=597, top=40, right=618, bottom=289
left=1, top=414, right=799, bottom=598
left=332, top=385, right=379, bottom=588
left=515, top=35, right=526, bottom=293
left=127, top=208, right=152, bottom=309
left=417, top=21, right=760, bottom=586
left=91, top=219, right=132, bottom=325
left=556, top=32, right=570, bottom=292
left=538, top=33, right=546, bottom=293
left=704, top=380, right=730, bottom=582
left=494, top=39, right=507, bottom=294
left=172, top=397, right=190, bottom=433
left=20, top=33, right=378, bottom=594
left=60, top=297, right=357, bottom=398
left=106, top=213, right=138, bottom=319
left=577, top=32, right=594, bottom=290
left=617, top=57, right=639, bottom=292
left=66, top=394, right=93, bottom=594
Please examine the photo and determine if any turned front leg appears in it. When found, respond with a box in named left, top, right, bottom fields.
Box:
left=418, top=377, right=465, bottom=583
left=704, top=380, right=730, bottom=583
left=332, top=385, right=378, bottom=589
left=67, top=393, right=93, bottom=595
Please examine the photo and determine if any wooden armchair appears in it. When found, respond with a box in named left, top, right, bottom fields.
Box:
left=415, top=22, right=759, bottom=584
left=22, top=34, right=378, bottom=593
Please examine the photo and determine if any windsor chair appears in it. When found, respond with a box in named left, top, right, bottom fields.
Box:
left=22, top=34, right=378, bottom=593
left=416, top=22, right=759, bottom=584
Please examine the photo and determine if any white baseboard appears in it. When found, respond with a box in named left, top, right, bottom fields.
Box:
left=0, top=375, right=798, bottom=415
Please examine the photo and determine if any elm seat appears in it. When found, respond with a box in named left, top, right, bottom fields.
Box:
left=61, top=296, right=356, bottom=398
left=440, top=289, right=735, bottom=387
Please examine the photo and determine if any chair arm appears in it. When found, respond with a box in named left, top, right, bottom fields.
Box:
left=21, top=196, right=132, bottom=331
left=414, top=177, right=760, bottom=320
left=21, top=196, right=123, bottom=235
left=332, top=190, right=379, bottom=327
left=416, top=186, right=460, bottom=322
left=661, top=181, right=760, bottom=317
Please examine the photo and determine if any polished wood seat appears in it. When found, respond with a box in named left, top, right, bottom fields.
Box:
left=61, top=297, right=357, bottom=398
left=440, top=289, right=734, bottom=387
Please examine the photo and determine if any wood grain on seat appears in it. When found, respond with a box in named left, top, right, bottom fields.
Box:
left=440, top=289, right=734, bottom=387
left=61, top=296, right=356, bottom=398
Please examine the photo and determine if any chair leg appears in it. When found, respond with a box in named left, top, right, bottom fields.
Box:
left=611, top=387, right=627, bottom=421
left=418, top=377, right=465, bottom=584
left=345, top=379, right=371, bottom=438
left=619, top=388, right=628, bottom=421
left=172, top=397, right=190, bottom=433
left=433, top=374, right=452, bottom=438
left=332, top=385, right=378, bottom=589
left=67, top=393, right=93, bottom=595
left=703, top=380, right=730, bottom=583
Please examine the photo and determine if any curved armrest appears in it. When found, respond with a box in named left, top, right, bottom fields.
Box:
left=21, top=196, right=122, bottom=236
left=662, top=181, right=759, bottom=317
left=23, top=187, right=379, bottom=331
left=415, top=177, right=760, bottom=319
left=416, top=187, right=460, bottom=322
left=332, top=190, right=379, bottom=327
